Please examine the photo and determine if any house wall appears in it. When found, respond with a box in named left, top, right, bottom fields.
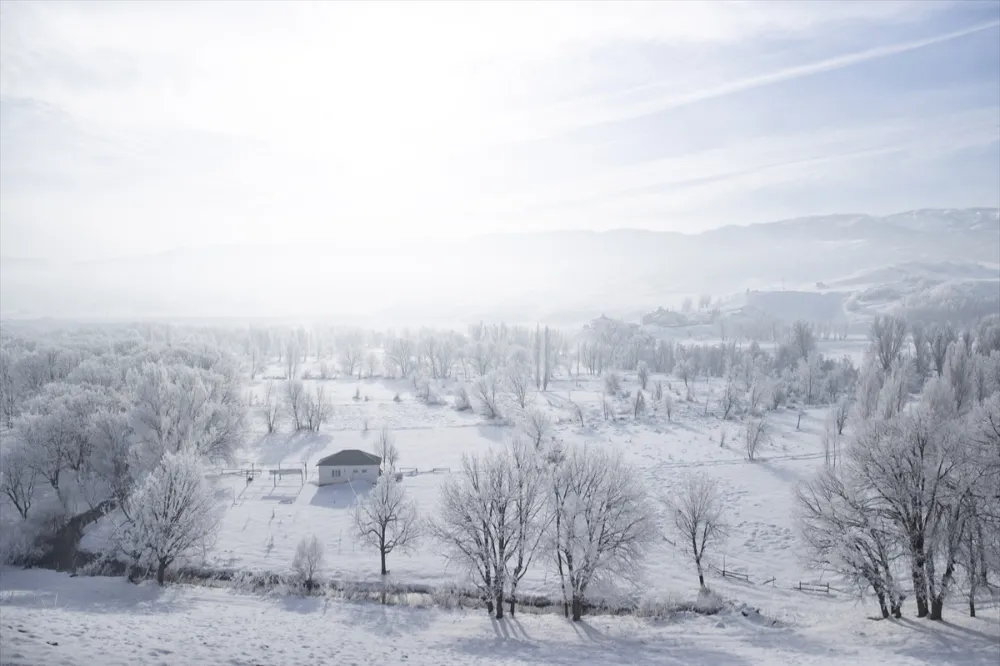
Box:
left=317, top=464, right=380, bottom=486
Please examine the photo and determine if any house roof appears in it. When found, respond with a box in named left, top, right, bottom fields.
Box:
left=316, top=449, right=382, bottom=467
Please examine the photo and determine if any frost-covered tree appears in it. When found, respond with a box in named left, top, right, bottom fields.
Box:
left=550, top=446, right=655, bottom=620
left=292, top=534, right=324, bottom=590
left=944, top=340, right=975, bottom=413
left=930, top=324, right=957, bottom=377
left=797, top=467, right=905, bottom=618
left=385, top=337, right=417, bottom=379
left=911, top=322, right=931, bottom=383
left=355, top=475, right=420, bottom=576
left=506, top=438, right=549, bottom=615
left=603, top=371, right=621, bottom=396
left=0, top=443, right=37, bottom=520
left=743, top=417, right=769, bottom=462
left=340, top=345, right=363, bottom=379
left=520, top=408, right=552, bottom=450
left=113, top=450, right=222, bottom=585
left=869, top=315, right=908, bottom=373
left=303, top=385, right=332, bottom=432
left=667, top=473, right=728, bottom=589
left=373, top=426, right=400, bottom=474
left=432, top=451, right=516, bottom=618
left=474, top=373, right=502, bottom=419
left=718, top=370, right=740, bottom=420
left=261, top=381, right=282, bottom=434
left=636, top=361, right=650, bottom=390
left=791, top=320, right=817, bottom=361
left=284, top=379, right=307, bottom=431
left=506, top=364, right=532, bottom=409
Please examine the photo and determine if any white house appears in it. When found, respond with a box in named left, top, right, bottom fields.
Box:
left=316, top=449, right=382, bottom=486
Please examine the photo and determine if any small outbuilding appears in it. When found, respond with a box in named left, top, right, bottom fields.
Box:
left=316, top=449, right=382, bottom=486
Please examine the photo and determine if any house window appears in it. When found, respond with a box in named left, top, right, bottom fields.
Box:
left=332, top=469, right=340, bottom=477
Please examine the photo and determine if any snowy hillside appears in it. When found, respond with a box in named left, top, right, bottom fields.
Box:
left=2, top=208, right=996, bottom=325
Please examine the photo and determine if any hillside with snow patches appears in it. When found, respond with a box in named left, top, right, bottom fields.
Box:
left=1, top=208, right=996, bottom=325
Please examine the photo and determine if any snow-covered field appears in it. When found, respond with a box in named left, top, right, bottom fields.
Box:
left=10, top=340, right=1000, bottom=665
left=2, top=568, right=998, bottom=666
left=83, top=362, right=838, bottom=603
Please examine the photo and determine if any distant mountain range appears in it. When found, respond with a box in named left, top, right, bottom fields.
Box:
left=2, top=208, right=997, bottom=326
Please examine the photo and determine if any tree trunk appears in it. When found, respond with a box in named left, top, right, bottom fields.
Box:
left=571, top=596, right=584, bottom=621
left=910, top=539, right=929, bottom=618
left=509, top=597, right=516, bottom=617
left=156, top=560, right=167, bottom=586
left=876, top=592, right=889, bottom=619
left=929, top=597, right=944, bottom=621
left=494, top=593, right=504, bottom=620
left=891, top=599, right=903, bottom=619
left=380, top=549, right=387, bottom=576
left=485, top=598, right=494, bottom=617
left=969, top=594, right=976, bottom=618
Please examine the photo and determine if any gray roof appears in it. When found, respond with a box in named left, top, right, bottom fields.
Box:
left=316, top=449, right=382, bottom=467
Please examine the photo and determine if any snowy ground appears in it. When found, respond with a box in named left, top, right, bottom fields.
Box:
left=82, top=363, right=842, bottom=604
left=1, top=568, right=997, bottom=666
left=32, top=339, right=1000, bottom=664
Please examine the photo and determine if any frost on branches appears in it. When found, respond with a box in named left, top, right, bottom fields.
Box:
left=113, top=450, right=222, bottom=585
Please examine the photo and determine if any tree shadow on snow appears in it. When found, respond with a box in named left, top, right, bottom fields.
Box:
left=255, top=432, right=332, bottom=466
left=457, top=628, right=750, bottom=666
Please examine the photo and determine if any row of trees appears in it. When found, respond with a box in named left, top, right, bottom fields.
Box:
left=799, top=315, right=1000, bottom=621
left=0, top=328, right=247, bottom=583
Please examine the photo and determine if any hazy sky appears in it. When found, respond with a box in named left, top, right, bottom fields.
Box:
left=1, top=0, right=998, bottom=260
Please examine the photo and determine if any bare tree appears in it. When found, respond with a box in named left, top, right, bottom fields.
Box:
left=520, top=408, right=552, bottom=449
left=385, top=337, right=417, bottom=379
left=833, top=397, right=850, bottom=435
left=930, top=324, right=956, bottom=377
left=719, top=372, right=740, bottom=420
left=365, top=352, right=381, bottom=379
left=248, top=342, right=264, bottom=380
left=746, top=379, right=769, bottom=416
left=284, top=339, right=300, bottom=379
left=453, top=384, right=472, bottom=411
left=668, top=473, right=728, bottom=590
left=665, top=393, right=675, bottom=421
left=636, top=361, right=650, bottom=390
left=261, top=381, right=282, bottom=434
left=506, top=365, right=531, bottom=409
left=474, top=373, right=502, bottom=419
left=304, top=385, right=332, bottom=432
left=284, top=380, right=307, bottom=431
left=911, top=322, right=931, bottom=382
left=292, top=534, right=325, bottom=591
left=373, top=425, right=400, bottom=474
left=870, top=315, right=908, bottom=373
left=469, top=340, right=495, bottom=377
left=633, top=390, right=646, bottom=418
left=340, top=345, right=363, bottom=379
left=0, top=444, right=37, bottom=520
left=550, top=446, right=655, bottom=620
left=945, top=340, right=975, bottom=413
left=791, top=320, right=816, bottom=361
left=355, top=475, right=421, bottom=576
left=743, top=417, right=769, bottom=461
